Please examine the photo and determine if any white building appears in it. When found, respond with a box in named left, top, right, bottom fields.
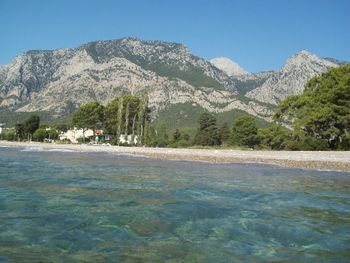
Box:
left=119, top=134, right=138, bottom=145
left=0, top=123, right=4, bottom=134
left=59, top=128, right=95, bottom=143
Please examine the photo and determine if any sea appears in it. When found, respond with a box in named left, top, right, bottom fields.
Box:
left=0, top=146, right=349, bottom=262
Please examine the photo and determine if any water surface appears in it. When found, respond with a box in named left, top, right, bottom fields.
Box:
left=0, top=147, right=349, bottom=262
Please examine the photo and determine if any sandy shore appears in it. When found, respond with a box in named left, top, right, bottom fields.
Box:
left=1, top=140, right=350, bottom=172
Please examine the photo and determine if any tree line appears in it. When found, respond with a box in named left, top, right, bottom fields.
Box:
left=0, top=115, right=61, bottom=142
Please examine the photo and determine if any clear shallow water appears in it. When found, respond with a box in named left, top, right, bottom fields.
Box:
left=0, top=147, right=349, bottom=262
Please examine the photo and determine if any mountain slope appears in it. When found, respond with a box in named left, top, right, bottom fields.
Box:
left=246, top=51, right=338, bottom=105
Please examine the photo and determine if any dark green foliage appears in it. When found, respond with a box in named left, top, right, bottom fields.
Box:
left=15, top=123, right=25, bottom=141
left=145, top=62, right=224, bottom=89
left=193, top=113, right=220, bottom=146
left=144, top=124, right=169, bottom=147
left=71, top=101, right=104, bottom=143
left=54, top=124, right=69, bottom=133
left=155, top=102, right=269, bottom=137
left=5, top=115, right=40, bottom=141
left=219, top=122, right=231, bottom=145
left=172, top=129, right=181, bottom=142
left=24, top=115, right=40, bottom=138
left=104, top=95, right=149, bottom=144
left=47, top=129, right=59, bottom=140
left=0, top=131, right=16, bottom=141
left=233, top=75, right=272, bottom=95
left=156, top=122, right=169, bottom=147
left=104, top=97, right=120, bottom=134
left=168, top=129, right=192, bottom=148
left=231, top=116, right=258, bottom=148
left=72, top=101, right=104, bottom=132
left=32, top=128, right=59, bottom=142
left=0, top=110, right=56, bottom=127
left=182, top=133, right=190, bottom=141
left=32, top=128, right=48, bottom=142
left=77, top=137, right=90, bottom=144
left=281, top=131, right=330, bottom=151
left=275, top=63, right=350, bottom=150
left=258, top=124, right=292, bottom=150
left=105, top=96, right=143, bottom=134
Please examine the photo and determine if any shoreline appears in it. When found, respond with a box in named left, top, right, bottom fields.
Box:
left=1, top=140, right=350, bottom=172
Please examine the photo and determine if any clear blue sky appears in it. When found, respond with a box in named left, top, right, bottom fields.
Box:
left=0, top=0, right=349, bottom=72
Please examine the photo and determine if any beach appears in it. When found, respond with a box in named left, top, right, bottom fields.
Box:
left=0, top=140, right=349, bottom=172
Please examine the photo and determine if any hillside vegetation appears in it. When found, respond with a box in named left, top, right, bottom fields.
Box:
left=275, top=63, right=350, bottom=150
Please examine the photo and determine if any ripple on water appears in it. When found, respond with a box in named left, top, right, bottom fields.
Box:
left=0, top=148, right=349, bottom=262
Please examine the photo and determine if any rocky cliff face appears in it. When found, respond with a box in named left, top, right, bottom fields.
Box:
left=245, top=51, right=338, bottom=105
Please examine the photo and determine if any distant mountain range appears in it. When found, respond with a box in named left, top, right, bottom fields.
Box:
left=0, top=37, right=342, bottom=126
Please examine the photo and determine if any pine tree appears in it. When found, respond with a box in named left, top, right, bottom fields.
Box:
left=193, top=113, right=220, bottom=146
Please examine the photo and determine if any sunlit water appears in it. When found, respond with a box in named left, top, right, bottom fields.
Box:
left=0, top=147, right=349, bottom=262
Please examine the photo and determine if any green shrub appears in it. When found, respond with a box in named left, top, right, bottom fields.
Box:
left=32, top=128, right=48, bottom=142
left=77, top=137, right=90, bottom=144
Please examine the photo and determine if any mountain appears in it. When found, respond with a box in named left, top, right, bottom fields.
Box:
left=0, top=38, right=273, bottom=124
left=245, top=50, right=338, bottom=105
left=210, top=57, right=250, bottom=76
left=0, top=39, right=342, bottom=127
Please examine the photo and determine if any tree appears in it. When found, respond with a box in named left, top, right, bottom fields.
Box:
left=15, top=123, right=25, bottom=141
left=231, top=115, right=258, bottom=148
left=104, top=95, right=149, bottom=145
left=105, top=98, right=120, bottom=134
left=274, top=64, right=350, bottom=150
left=136, top=95, right=149, bottom=144
left=54, top=124, right=69, bottom=133
left=72, top=101, right=104, bottom=142
left=219, top=122, right=231, bottom=145
left=172, top=129, right=182, bottom=142
left=193, top=112, right=220, bottom=146
left=47, top=129, right=59, bottom=140
left=183, top=133, right=190, bottom=141
left=24, top=115, right=40, bottom=141
left=156, top=122, right=169, bottom=146
left=33, top=128, right=48, bottom=142
left=257, top=124, right=292, bottom=150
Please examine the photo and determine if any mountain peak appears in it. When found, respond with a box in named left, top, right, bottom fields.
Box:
left=295, top=50, right=314, bottom=56
left=246, top=50, right=339, bottom=105
left=282, top=50, right=338, bottom=72
left=210, top=57, right=250, bottom=76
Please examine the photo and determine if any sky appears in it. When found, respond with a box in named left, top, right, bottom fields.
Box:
left=0, top=0, right=349, bottom=72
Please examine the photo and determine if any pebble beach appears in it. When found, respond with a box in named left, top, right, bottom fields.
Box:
left=1, top=140, right=349, bottom=172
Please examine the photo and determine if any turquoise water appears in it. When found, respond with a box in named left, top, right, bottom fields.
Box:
left=0, top=147, right=349, bottom=262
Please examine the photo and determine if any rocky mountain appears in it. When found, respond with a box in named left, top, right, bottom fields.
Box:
left=245, top=51, right=339, bottom=105
left=0, top=38, right=342, bottom=126
left=0, top=38, right=273, bottom=122
left=210, top=57, right=250, bottom=76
